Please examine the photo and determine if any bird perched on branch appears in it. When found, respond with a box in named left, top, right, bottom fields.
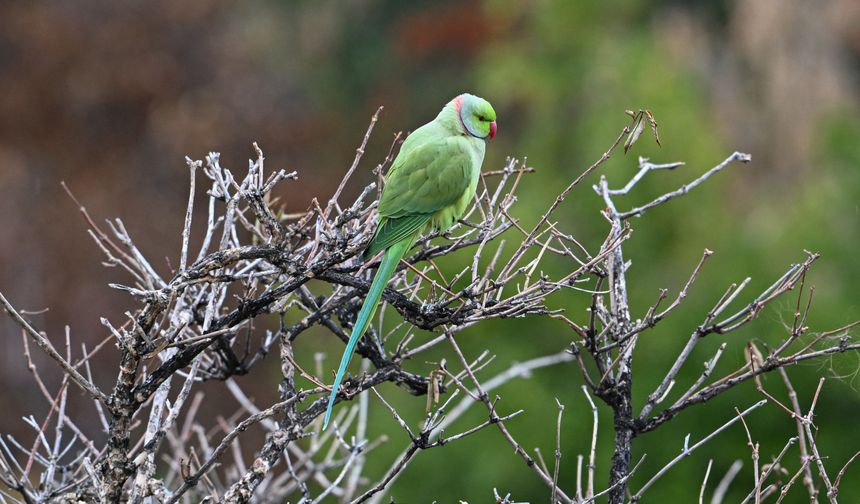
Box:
left=323, top=93, right=497, bottom=429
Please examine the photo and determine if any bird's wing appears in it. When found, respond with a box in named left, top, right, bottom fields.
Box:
left=378, top=135, right=473, bottom=218
left=366, top=135, right=475, bottom=257
left=363, top=215, right=428, bottom=259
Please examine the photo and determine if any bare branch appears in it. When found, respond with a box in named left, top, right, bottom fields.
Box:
left=631, top=400, right=767, bottom=501
left=1, top=112, right=856, bottom=504
left=0, top=292, right=107, bottom=403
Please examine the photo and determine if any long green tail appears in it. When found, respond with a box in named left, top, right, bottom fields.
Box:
left=322, top=239, right=412, bottom=429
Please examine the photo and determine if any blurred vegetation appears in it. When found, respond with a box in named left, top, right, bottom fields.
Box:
left=1, top=0, right=859, bottom=501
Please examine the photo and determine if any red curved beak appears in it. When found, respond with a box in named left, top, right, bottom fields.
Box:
left=489, top=121, right=497, bottom=140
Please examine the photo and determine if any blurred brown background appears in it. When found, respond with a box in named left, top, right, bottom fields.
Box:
left=2, top=0, right=860, bottom=501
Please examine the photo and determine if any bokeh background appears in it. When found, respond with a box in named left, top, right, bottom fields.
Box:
left=2, top=0, right=860, bottom=501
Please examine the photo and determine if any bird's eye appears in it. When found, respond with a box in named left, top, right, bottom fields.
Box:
left=477, top=115, right=486, bottom=121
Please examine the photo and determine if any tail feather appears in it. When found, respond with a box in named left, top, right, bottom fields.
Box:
left=322, top=238, right=412, bottom=429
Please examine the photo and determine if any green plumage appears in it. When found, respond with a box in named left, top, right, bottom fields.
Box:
left=323, top=93, right=496, bottom=429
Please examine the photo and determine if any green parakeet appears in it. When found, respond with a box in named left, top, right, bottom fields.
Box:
left=323, top=93, right=497, bottom=429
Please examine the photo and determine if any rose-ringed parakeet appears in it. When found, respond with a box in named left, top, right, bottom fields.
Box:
left=323, top=93, right=497, bottom=429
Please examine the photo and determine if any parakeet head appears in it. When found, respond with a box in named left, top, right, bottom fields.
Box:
left=453, top=93, right=497, bottom=140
